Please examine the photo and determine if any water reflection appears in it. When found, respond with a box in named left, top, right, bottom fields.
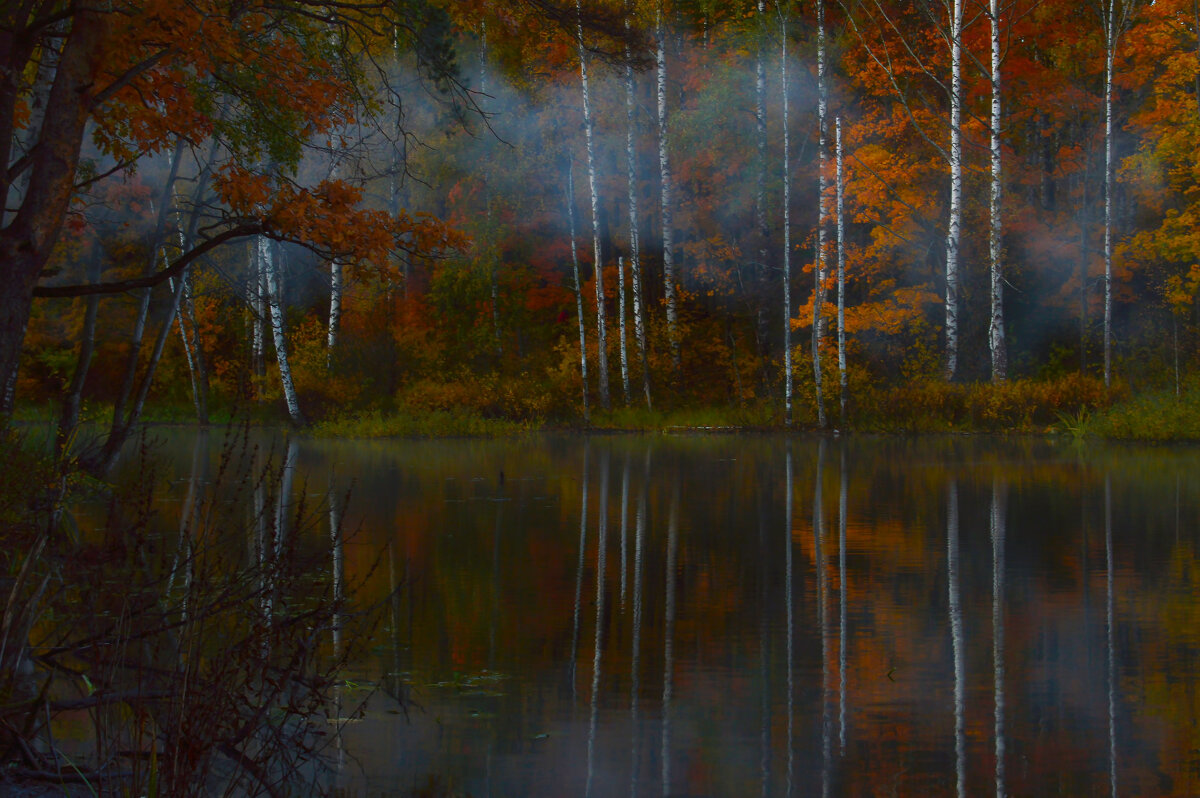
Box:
left=130, top=433, right=1200, bottom=796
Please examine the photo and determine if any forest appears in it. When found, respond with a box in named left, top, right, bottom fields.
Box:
left=3, top=0, right=1198, bottom=442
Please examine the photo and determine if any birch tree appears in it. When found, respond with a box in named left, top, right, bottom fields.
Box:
left=261, top=237, right=305, bottom=427
left=945, top=0, right=964, bottom=380
left=618, top=257, right=631, bottom=404
left=657, top=0, right=681, bottom=374
left=567, top=161, right=591, bottom=423
left=781, top=7, right=794, bottom=427
left=577, top=0, right=611, bottom=410
left=988, top=0, right=1007, bottom=382
left=625, top=1, right=653, bottom=409
left=836, top=118, right=848, bottom=422
left=1100, top=0, right=1137, bottom=388
left=814, top=0, right=830, bottom=427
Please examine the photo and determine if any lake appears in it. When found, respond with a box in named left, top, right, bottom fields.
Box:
left=126, top=430, right=1200, bottom=796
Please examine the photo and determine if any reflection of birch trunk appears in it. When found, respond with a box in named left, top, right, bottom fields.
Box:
left=620, top=455, right=630, bottom=608
left=566, top=162, right=590, bottom=422
left=330, top=474, right=345, bottom=772
left=991, top=477, right=1006, bottom=796
left=1106, top=474, right=1117, bottom=798
left=570, top=448, right=590, bottom=697
left=490, top=475, right=503, bottom=667
left=662, top=481, right=679, bottom=796
left=816, top=439, right=831, bottom=798
left=759, top=494, right=771, bottom=798
left=838, top=446, right=847, bottom=752
left=585, top=453, right=610, bottom=798
left=261, top=237, right=305, bottom=426
left=630, top=452, right=648, bottom=798
left=785, top=446, right=795, bottom=796
left=948, top=481, right=965, bottom=798
left=166, top=429, right=207, bottom=619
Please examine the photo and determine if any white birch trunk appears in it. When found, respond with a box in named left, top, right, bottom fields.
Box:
left=814, top=0, right=829, bottom=428
left=577, top=0, right=611, bottom=409
left=261, top=236, right=304, bottom=426
left=781, top=11, right=793, bottom=426
left=836, top=119, right=847, bottom=422
left=657, top=0, right=680, bottom=373
left=755, top=0, right=769, bottom=371
left=328, top=259, right=343, bottom=370
left=945, top=0, right=964, bottom=380
left=618, top=256, right=631, bottom=404
left=1103, top=31, right=1116, bottom=389
left=625, top=4, right=652, bottom=409
left=567, top=163, right=590, bottom=422
left=989, top=0, right=1007, bottom=383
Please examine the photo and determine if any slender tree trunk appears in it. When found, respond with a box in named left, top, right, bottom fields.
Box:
left=755, top=0, right=770, bottom=374
left=567, top=162, right=591, bottom=423
left=991, top=476, right=1007, bottom=795
left=261, top=236, right=305, bottom=426
left=177, top=273, right=209, bottom=424
left=577, top=0, right=610, bottom=410
left=945, top=0, right=964, bottom=381
left=56, top=245, right=102, bottom=458
left=814, top=0, right=829, bottom=427
left=624, top=4, right=652, bottom=409
left=948, top=480, right=966, bottom=798
left=618, top=256, right=631, bottom=404
left=657, top=0, right=680, bottom=375
left=989, top=0, right=1007, bottom=383
left=481, top=21, right=503, bottom=357
left=1103, top=40, right=1116, bottom=389
left=836, top=118, right=848, bottom=423
left=781, top=9, right=793, bottom=426
left=252, top=241, right=267, bottom=395
left=327, top=259, right=343, bottom=370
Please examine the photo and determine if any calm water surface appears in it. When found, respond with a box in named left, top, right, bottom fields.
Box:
left=141, top=432, right=1200, bottom=796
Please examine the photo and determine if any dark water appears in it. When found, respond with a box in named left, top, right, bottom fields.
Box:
left=139, top=431, right=1200, bottom=796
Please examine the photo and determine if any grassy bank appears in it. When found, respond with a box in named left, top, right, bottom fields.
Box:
left=17, top=373, right=1200, bottom=442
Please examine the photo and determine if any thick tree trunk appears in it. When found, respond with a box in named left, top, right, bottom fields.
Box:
left=657, top=0, right=680, bottom=375
left=0, top=10, right=108, bottom=415
left=945, top=0, right=963, bottom=380
left=577, top=0, right=610, bottom=410
left=989, top=0, right=1008, bottom=383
